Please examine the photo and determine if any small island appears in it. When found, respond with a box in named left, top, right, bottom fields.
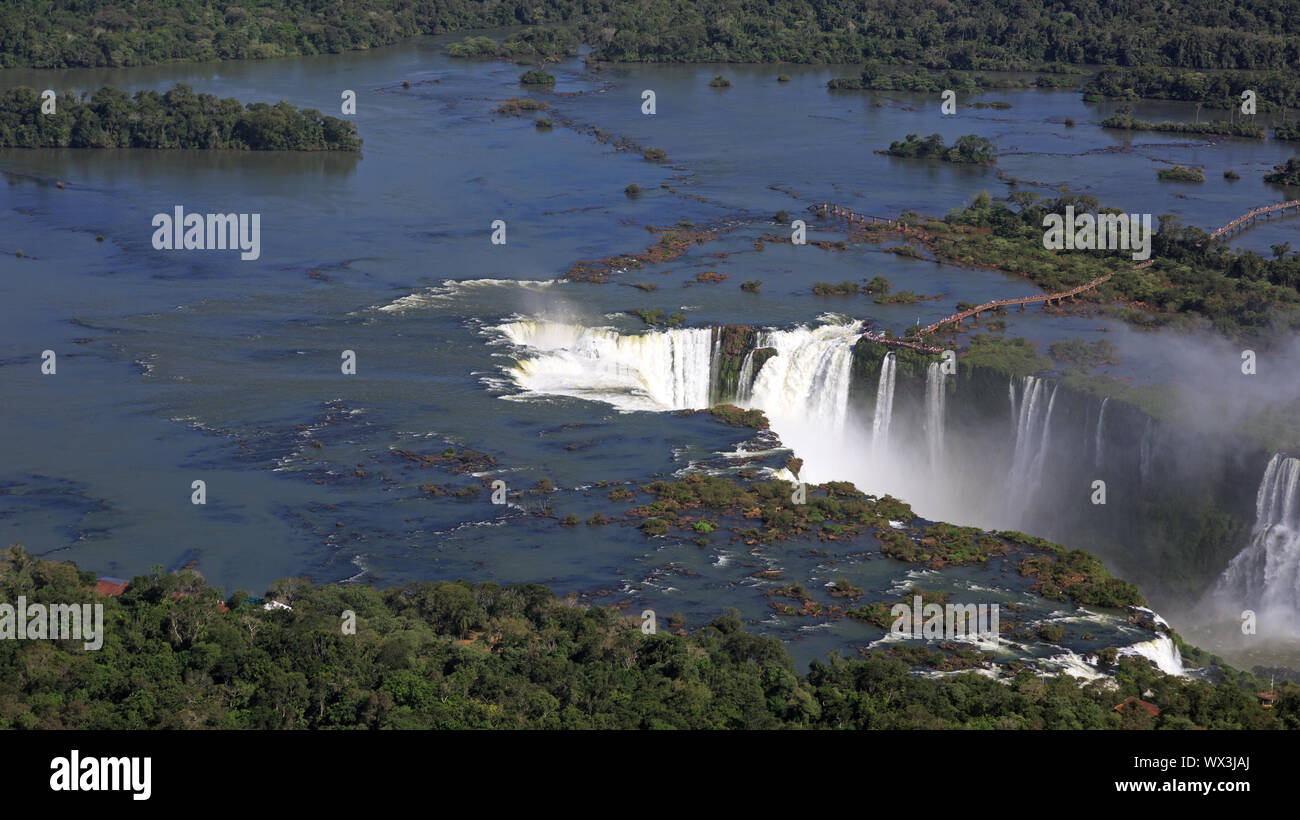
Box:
left=519, top=69, right=556, bottom=86
left=1265, top=157, right=1300, bottom=186
left=0, top=84, right=360, bottom=150
left=1157, top=165, right=1205, bottom=182
left=882, top=133, right=996, bottom=164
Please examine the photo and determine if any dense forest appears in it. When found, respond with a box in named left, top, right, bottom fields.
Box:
left=0, top=545, right=1293, bottom=730
left=829, top=64, right=1075, bottom=93
left=1083, top=67, right=1300, bottom=111
left=0, top=0, right=1297, bottom=71
left=0, top=84, right=361, bottom=150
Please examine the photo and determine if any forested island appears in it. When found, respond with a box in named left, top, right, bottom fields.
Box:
left=1, top=0, right=1297, bottom=71
left=0, top=84, right=361, bottom=150
left=1265, top=158, right=1300, bottom=186
left=1157, top=165, right=1206, bottom=182
left=0, top=545, right=1292, bottom=729
left=883, top=133, right=996, bottom=164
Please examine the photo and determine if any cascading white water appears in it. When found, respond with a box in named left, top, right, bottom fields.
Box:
left=924, top=361, right=946, bottom=473
left=708, top=331, right=723, bottom=403
left=735, top=349, right=756, bottom=404
left=1119, top=635, right=1186, bottom=677
left=743, top=321, right=862, bottom=435
left=495, top=318, right=1061, bottom=528
left=496, top=320, right=714, bottom=411
left=1094, top=397, right=1109, bottom=468
left=1033, top=385, right=1059, bottom=483
left=737, top=320, right=866, bottom=485
left=1008, top=377, right=1043, bottom=482
left=871, top=353, right=897, bottom=456
left=1215, top=454, right=1300, bottom=630
left=1005, top=376, right=1059, bottom=526
left=497, top=317, right=866, bottom=483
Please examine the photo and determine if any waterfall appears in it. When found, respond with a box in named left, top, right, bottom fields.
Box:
left=1032, top=384, right=1059, bottom=486
left=744, top=322, right=862, bottom=437
left=498, top=317, right=863, bottom=457
left=1119, top=635, right=1186, bottom=677
left=924, top=361, right=946, bottom=473
left=1005, top=376, right=1059, bottom=525
left=872, top=353, right=897, bottom=456
left=1215, top=454, right=1300, bottom=627
left=735, top=349, right=756, bottom=404
left=708, top=330, right=723, bottom=403
left=496, top=320, right=714, bottom=411
left=495, top=318, right=1066, bottom=529
left=1094, top=397, right=1109, bottom=468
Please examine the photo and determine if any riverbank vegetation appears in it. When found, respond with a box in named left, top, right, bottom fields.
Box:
left=7, top=0, right=1297, bottom=73
left=448, top=29, right=579, bottom=60
left=0, top=84, right=360, bottom=150
left=1, top=546, right=1293, bottom=729
left=830, top=65, right=1072, bottom=93
left=1101, top=114, right=1264, bottom=139
left=1084, top=67, right=1300, bottom=111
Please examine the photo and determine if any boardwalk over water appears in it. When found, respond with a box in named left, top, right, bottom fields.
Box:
left=810, top=201, right=1162, bottom=352
left=912, top=272, right=1116, bottom=336
left=1209, top=199, right=1300, bottom=239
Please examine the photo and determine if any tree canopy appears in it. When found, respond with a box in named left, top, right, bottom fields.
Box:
left=0, top=546, right=1294, bottom=730
left=0, top=85, right=361, bottom=150
left=0, top=1, right=1296, bottom=71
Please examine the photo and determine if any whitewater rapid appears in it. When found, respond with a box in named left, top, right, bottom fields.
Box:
left=1215, top=453, right=1300, bottom=633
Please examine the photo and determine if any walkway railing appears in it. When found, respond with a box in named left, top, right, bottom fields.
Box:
left=1209, top=200, right=1300, bottom=239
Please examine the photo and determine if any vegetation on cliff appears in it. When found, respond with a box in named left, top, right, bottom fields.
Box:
left=959, top=335, right=1051, bottom=378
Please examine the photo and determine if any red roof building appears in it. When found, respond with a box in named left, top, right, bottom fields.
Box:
left=95, top=577, right=128, bottom=597
left=1114, top=697, right=1160, bottom=718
